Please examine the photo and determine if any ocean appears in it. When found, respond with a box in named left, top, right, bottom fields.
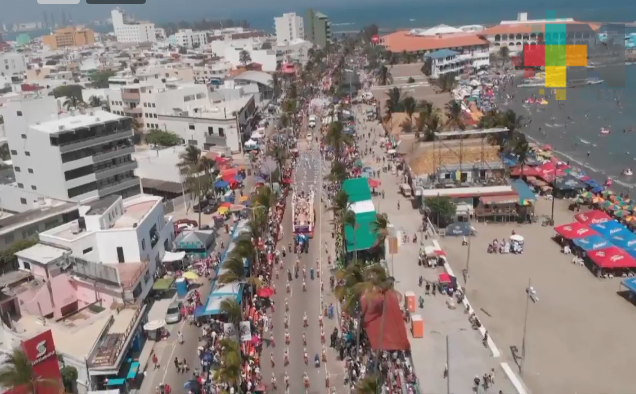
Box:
left=500, top=65, right=636, bottom=193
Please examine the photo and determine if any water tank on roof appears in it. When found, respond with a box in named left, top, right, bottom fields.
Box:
left=70, top=221, right=80, bottom=234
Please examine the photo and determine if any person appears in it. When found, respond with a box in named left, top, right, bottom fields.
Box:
left=303, top=312, right=308, bottom=327
left=270, top=352, right=275, bottom=368
left=285, top=329, right=290, bottom=344
left=303, top=331, right=307, bottom=346
left=271, top=373, right=277, bottom=390
left=304, top=348, right=308, bottom=364
left=284, top=372, right=290, bottom=388
left=302, top=280, right=306, bottom=291
left=286, top=282, right=291, bottom=294
left=303, top=267, right=306, bottom=279
left=177, top=330, right=183, bottom=344
left=173, top=356, right=180, bottom=372
left=285, top=299, right=289, bottom=312
left=303, top=372, right=310, bottom=388
left=287, top=268, right=292, bottom=281
left=152, top=353, right=159, bottom=369
left=181, top=358, right=188, bottom=372
left=284, top=348, right=289, bottom=365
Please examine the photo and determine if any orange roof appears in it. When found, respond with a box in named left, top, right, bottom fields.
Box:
left=480, top=21, right=601, bottom=36
left=381, top=31, right=489, bottom=53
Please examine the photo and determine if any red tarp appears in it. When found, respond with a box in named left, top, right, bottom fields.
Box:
left=587, top=246, right=636, bottom=268
left=368, top=179, right=381, bottom=188
left=575, top=210, right=611, bottom=225
left=439, top=273, right=451, bottom=283
left=511, top=166, right=541, bottom=177
left=362, top=292, right=410, bottom=351
left=554, top=222, right=598, bottom=239
left=537, top=162, right=556, bottom=183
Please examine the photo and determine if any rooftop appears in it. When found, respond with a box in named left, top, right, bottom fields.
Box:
left=425, top=49, right=460, bottom=59
left=86, top=195, right=120, bottom=216
left=30, top=110, right=124, bottom=135
left=15, top=243, right=68, bottom=265
left=479, top=21, right=601, bottom=36
left=0, top=200, right=78, bottom=236
left=112, top=197, right=158, bottom=228
left=381, top=30, right=489, bottom=52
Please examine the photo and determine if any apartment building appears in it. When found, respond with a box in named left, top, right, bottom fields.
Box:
left=111, top=8, right=156, bottom=44
left=0, top=96, right=140, bottom=202
left=210, top=35, right=278, bottom=72
left=41, top=27, right=96, bottom=50
left=275, top=13, right=305, bottom=46
left=0, top=52, right=27, bottom=75
left=305, top=9, right=331, bottom=47
left=169, top=29, right=208, bottom=49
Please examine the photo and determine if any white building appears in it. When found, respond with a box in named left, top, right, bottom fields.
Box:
left=275, top=13, right=305, bottom=47
left=0, top=52, right=27, bottom=75
left=111, top=8, right=157, bottom=44
left=209, top=36, right=278, bottom=72
left=0, top=96, right=140, bottom=202
left=172, top=29, right=208, bottom=49
left=276, top=39, right=313, bottom=65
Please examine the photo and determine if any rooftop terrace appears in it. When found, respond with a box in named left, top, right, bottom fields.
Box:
left=30, top=110, right=123, bottom=135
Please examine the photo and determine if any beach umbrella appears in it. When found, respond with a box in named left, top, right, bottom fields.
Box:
left=368, top=178, right=381, bottom=188
left=625, top=216, right=636, bottom=223
left=602, top=190, right=615, bottom=197
left=193, top=306, right=206, bottom=318
left=256, top=287, right=275, bottom=298
left=214, top=180, right=229, bottom=188
left=217, top=207, right=229, bottom=215
left=579, top=191, right=593, bottom=199
left=254, top=176, right=266, bottom=184
left=614, top=210, right=630, bottom=218
left=239, top=195, right=249, bottom=203
left=183, top=271, right=200, bottom=281
left=592, top=196, right=605, bottom=204
left=601, top=200, right=614, bottom=209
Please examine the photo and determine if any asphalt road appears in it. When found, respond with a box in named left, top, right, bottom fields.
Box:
left=261, top=114, right=346, bottom=393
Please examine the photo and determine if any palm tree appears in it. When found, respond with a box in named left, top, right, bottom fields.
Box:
left=384, top=87, right=403, bottom=113
left=219, top=298, right=242, bottom=329
left=402, top=96, right=416, bottom=125
left=217, top=253, right=262, bottom=291
left=178, top=145, right=207, bottom=225
left=0, top=348, right=60, bottom=393
left=514, top=138, right=531, bottom=177
left=377, top=65, right=392, bottom=86
left=63, top=96, right=85, bottom=111
left=269, top=145, right=288, bottom=182
left=325, top=122, right=353, bottom=161
left=326, top=160, right=348, bottom=184
left=213, top=339, right=242, bottom=391
left=498, top=46, right=510, bottom=68
left=88, top=95, right=103, bottom=108
left=343, top=209, right=358, bottom=261
left=357, top=374, right=380, bottom=393
left=370, top=213, right=389, bottom=248
left=444, top=100, right=465, bottom=131
left=435, top=73, right=457, bottom=93
left=425, top=113, right=442, bottom=141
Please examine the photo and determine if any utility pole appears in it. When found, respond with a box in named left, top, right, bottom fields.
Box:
left=446, top=335, right=451, bottom=394
left=519, top=279, right=539, bottom=375
left=463, top=217, right=472, bottom=286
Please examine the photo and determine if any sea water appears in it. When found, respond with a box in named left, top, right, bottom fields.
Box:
left=503, top=66, right=636, bottom=193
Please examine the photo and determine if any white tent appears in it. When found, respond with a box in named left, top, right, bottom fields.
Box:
left=162, top=251, right=186, bottom=263
left=350, top=200, right=376, bottom=214
left=251, top=132, right=264, bottom=139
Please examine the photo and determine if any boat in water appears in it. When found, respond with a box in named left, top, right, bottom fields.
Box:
left=622, top=168, right=633, bottom=176
left=601, top=128, right=611, bottom=135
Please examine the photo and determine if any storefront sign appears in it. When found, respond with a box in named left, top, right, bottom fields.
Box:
left=21, top=330, right=62, bottom=394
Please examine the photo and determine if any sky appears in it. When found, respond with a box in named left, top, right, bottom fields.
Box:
left=0, top=0, right=407, bottom=24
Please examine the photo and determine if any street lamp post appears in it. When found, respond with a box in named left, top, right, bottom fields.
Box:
left=519, top=279, right=539, bottom=376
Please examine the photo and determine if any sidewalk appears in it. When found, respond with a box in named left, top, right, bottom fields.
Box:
left=353, top=104, right=516, bottom=394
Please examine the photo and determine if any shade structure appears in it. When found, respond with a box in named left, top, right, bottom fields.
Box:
left=575, top=210, right=611, bottom=225
left=344, top=211, right=378, bottom=252
left=350, top=200, right=376, bottom=214
left=183, top=271, right=200, bottom=280
left=214, top=180, right=229, bottom=188
left=368, top=178, right=381, bottom=188
left=554, top=222, right=598, bottom=239
left=572, top=235, right=612, bottom=251
left=362, top=291, right=410, bottom=351
left=590, top=220, right=628, bottom=238
left=607, top=231, right=636, bottom=250
left=445, top=222, right=473, bottom=236
left=587, top=246, right=636, bottom=269
left=143, top=319, right=166, bottom=331
left=622, top=277, right=636, bottom=293
left=342, top=178, right=372, bottom=203
left=256, top=287, right=275, bottom=298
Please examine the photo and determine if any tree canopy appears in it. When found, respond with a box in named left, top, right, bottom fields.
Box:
left=145, top=129, right=181, bottom=147
left=0, top=239, right=38, bottom=271
left=51, top=85, right=83, bottom=100
left=90, top=70, right=116, bottom=89
left=426, top=196, right=456, bottom=227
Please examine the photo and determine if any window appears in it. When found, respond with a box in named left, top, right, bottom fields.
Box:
left=22, top=262, right=30, bottom=270
left=10, top=150, right=17, bottom=155
left=116, top=247, right=125, bottom=263
left=20, top=198, right=27, bottom=205
left=25, top=151, right=30, bottom=156
left=208, top=126, right=214, bottom=135
left=17, top=183, right=23, bottom=188
left=82, top=247, right=93, bottom=254
left=188, top=124, right=195, bottom=130
left=17, top=111, right=22, bottom=116
left=219, top=127, right=225, bottom=137
left=20, top=134, right=26, bottom=139
left=28, top=168, right=33, bottom=174
left=152, top=103, right=156, bottom=107
left=141, top=238, right=146, bottom=251
left=146, top=123, right=150, bottom=128
left=31, top=185, right=37, bottom=190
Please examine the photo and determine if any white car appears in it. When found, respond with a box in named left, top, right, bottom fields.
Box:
left=308, top=121, right=316, bottom=128
left=306, top=132, right=313, bottom=141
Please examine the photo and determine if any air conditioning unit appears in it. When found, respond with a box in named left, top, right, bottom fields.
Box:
left=58, top=125, right=65, bottom=131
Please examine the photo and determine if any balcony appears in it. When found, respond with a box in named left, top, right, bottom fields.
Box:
left=124, top=107, right=142, bottom=115
left=59, top=130, right=134, bottom=154
left=93, top=145, right=135, bottom=163
left=121, top=90, right=140, bottom=101
left=95, top=161, right=138, bottom=180
left=66, top=172, right=97, bottom=190
left=97, top=177, right=141, bottom=198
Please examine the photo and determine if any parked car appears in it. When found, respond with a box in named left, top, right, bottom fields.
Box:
left=166, top=301, right=182, bottom=324
left=193, top=200, right=209, bottom=213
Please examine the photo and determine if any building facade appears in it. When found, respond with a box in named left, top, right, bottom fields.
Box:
left=275, top=13, right=305, bottom=47
left=0, top=52, right=27, bottom=75
left=111, top=9, right=156, bottom=44
left=41, top=27, right=96, bottom=50
left=305, top=9, right=330, bottom=47
left=0, top=96, right=140, bottom=202
left=171, top=29, right=208, bottom=49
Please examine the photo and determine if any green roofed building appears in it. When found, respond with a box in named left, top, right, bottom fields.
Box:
left=342, top=178, right=372, bottom=203
left=345, top=211, right=378, bottom=252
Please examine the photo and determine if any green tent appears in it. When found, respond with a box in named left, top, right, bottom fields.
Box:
left=345, top=211, right=378, bottom=252
left=342, top=178, right=372, bottom=203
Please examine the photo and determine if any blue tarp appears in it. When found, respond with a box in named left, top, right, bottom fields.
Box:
left=622, top=277, right=636, bottom=293
left=608, top=231, right=636, bottom=249
left=194, top=305, right=206, bottom=318
left=590, top=220, right=628, bottom=238
left=582, top=178, right=602, bottom=190
left=214, top=180, right=229, bottom=188
left=554, top=175, right=585, bottom=191
left=511, top=179, right=537, bottom=204
left=572, top=235, right=612, bottom=251
left=445, top=222, right=473, bottom=236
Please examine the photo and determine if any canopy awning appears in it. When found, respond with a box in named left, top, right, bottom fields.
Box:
left=152, top=277, right=175, bottom=291
left=363, top=291, right=410, bottom=351
left=574, top=210, right=611, bottom=225
left=479, top=194, right=519, bottom=205
left=587, top=246, right=636, bottom=268
left=572, top=235, right=612, bottom=251
left=622, top=277, right=636, bottom=293
left=350, top=200, right=376, bottom=214
left=162, top=251, right=186, bottom=263
left=590, top=220, right=628, bottom=238
left=554, top=222, right=598, bottom=239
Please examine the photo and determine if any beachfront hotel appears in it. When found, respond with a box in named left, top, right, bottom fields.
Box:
left=478, top=13, right=601, bottom=53
left=378, top=25, right=490, bottom=70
